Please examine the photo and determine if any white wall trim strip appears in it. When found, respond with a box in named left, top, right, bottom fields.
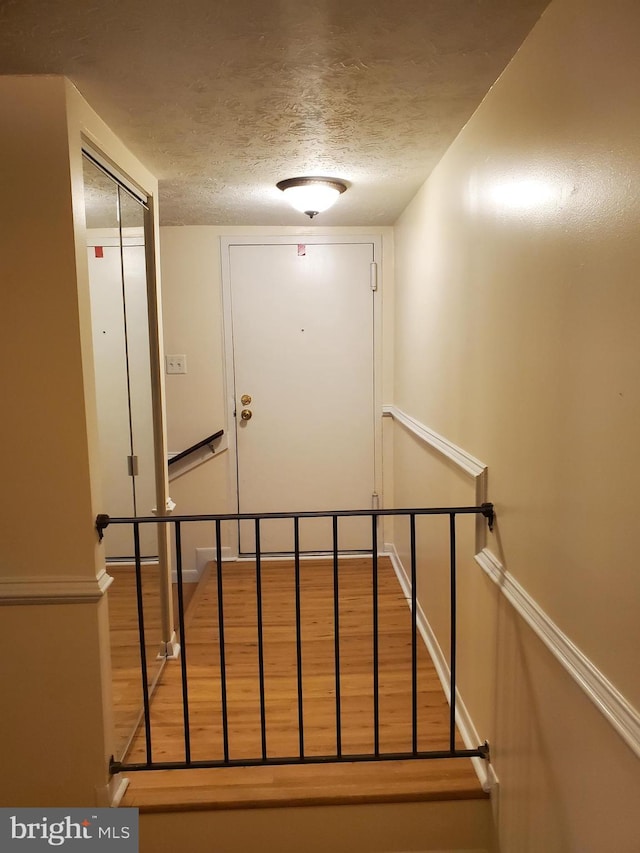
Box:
left=382, top=405, right=487, bottom=479
left=475, top=547, right=640, bottom=759
left=0, top=568, right=113, bottom=605
left=385, top=542, right=498, bottom=793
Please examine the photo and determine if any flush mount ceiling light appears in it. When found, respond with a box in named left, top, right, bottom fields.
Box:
left=276, top=177, right=347, bottom=219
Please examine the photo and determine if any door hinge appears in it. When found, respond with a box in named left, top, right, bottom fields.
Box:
left=372, top=491, right=380, bottom=510
left=370, top=262, right=378, bottom=291
left=127, top=455, right=139, bottom=476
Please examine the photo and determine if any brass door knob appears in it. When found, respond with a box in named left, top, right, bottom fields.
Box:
left=240, top=409, right=252, bottom=421
left=241, top=394, right=252, bottom=405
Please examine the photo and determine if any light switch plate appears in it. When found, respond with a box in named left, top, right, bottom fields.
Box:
left=165, top=354, right=187, bottom=374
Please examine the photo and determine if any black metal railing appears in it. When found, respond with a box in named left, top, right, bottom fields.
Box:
left=98, top=504, right=493, bottom=774
left=167, top=429, right=224, bottom=467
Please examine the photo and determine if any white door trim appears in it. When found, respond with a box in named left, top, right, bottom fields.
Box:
left=220, top=234, right=383, bottom=558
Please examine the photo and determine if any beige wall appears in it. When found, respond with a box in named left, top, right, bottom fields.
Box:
left=139, top=799, right=493, bottom=853
left=391, top=0, right=640, bottom=849
left=0, top=76, right=160, bottom=805
left=0, top=78, right=96, bottom=577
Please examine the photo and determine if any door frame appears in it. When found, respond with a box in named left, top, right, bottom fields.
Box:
left=220, top=234, right=384, bottom=559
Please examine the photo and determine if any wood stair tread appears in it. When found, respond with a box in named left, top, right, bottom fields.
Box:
left=121, top=757, right=487, bottom=812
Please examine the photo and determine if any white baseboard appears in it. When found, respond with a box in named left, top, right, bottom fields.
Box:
left=171, top=566, right=200, bottom=583
left=384, top=543, right=498, bottom=794
left=104, top=551, right=232, bottom=585
left=170, top=546, right=233, bottom=583
left=195, top=546, right=234, bottom=574
left=95, top=773, right=129, bottom=808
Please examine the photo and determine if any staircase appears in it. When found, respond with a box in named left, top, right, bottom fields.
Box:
left=113, top=553, right=495, bottom=852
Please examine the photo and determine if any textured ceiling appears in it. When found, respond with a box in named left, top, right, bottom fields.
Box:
left=0, top=0, right=549, bottom=225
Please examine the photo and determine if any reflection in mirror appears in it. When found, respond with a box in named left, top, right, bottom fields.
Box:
left=83, top=154, right=163, bottom=760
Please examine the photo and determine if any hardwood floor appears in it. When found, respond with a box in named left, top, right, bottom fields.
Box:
left=118, top=556, right=486, bottom=809
left=108, top=565, right=196, bottom=757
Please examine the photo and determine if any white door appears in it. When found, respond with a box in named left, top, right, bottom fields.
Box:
left=84, top=151, right=159, bottom=561
left=87, top=239, right=158, bottom=559
left=227, top=239, right=377, bottom=554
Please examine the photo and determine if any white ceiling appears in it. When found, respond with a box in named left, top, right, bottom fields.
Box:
left=0, top=0, right=549, bottom=225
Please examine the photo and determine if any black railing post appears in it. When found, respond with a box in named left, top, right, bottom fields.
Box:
left=294, top=517, right=305, bottom=759
left=449, top=512, right=457, bottom=754
left=215, top=519, right=230, bottom=763
left=174, top=521, right=191, bottom=764
left=255, top=518, right=267, bottom=760
left=332, top=515, right=342, bottom=757
left=371, top=514, right=380, bottom=757
left=133, top=522, right=153, bottom=766
left=410, top=513, right=418, bottom=755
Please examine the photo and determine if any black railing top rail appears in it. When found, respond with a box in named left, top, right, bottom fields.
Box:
left=96, top=503, right=494, bottom=541
left=167, top=429, right=224, bottom=467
